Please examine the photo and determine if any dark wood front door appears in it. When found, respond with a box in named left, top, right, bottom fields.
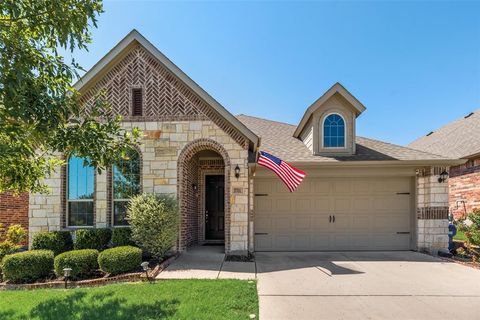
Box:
left=205, top=175, right=225, bottom=240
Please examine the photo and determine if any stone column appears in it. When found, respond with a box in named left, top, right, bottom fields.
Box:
left=95, top=171, right=108, bottom=227
left=416, top=167, right=449, bottom=254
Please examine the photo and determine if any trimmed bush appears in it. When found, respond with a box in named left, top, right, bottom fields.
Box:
left=128, top=194, right=178, bottom=259
left=112, top=227, right=135, bottom=247
left=54, top=249, right=99, bottom=279
left=32, top=231, right=73, bottom=256
left=1, top=250, right=54, bottom=283
left=98, top=246, right=142, bottom=275
left=74, top=228, right=112, bottom=251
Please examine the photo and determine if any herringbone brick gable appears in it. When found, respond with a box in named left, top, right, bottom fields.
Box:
left=79, top=44, right=249, bottom=149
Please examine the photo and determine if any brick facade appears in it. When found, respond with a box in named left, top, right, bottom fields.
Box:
left=416, top=167, right=449, bottom=254
left=448, top=158, right=480, bottom=219
left=0, top=192, right=29, bottom=242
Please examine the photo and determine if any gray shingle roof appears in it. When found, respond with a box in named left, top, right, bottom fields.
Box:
left=408, top=109, right=480, bottom=159
left=236, top=114, right=451, bottom=163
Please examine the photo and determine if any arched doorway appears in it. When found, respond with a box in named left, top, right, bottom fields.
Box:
left=177, top=139, right=231, bottom=252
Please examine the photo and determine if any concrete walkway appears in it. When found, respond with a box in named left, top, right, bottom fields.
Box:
left=158, top=248, right=480, bottom=320
left=156, top=245, right=255, bottom=280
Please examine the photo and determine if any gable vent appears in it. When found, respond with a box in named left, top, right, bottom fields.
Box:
left=464, top=112, right=474, bottom=119
left=132, top=88, right=143, bottom=116
left=426, top=131, right=434, bottom=136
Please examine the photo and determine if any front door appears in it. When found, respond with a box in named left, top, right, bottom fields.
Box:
left=205, top=175, right=225, bottom=240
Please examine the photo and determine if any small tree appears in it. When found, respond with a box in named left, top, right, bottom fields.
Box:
left=0, top=224, right=27, bottom=264
left=127, top=194, right=179, bottom=259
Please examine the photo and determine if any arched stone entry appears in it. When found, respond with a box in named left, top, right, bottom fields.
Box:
left=177, top=138, right=231, bottom=252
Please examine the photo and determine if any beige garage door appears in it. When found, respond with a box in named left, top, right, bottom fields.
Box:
left=254, top=177, right=413, bottom=251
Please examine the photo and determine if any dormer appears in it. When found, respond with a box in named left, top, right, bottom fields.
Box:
left=293, top=83, right=365, bottom=156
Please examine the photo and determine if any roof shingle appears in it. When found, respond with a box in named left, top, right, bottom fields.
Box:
left=408, top=109, right=480, bottom=159
left=237, top=114, right=451, bottom=163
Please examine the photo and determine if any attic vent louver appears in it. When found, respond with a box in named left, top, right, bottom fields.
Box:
left=464, top=112, right=474, bottom=119
left=426, top=131, right=434, bottom=136
left=132, top=88, right=143, bottom=116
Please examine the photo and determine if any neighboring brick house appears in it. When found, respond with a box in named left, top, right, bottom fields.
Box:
left=0, top=192, right=29, bottom=242
left=26, top=30, right=462, bottom=255
left=409, top=110, right=480, bottom=219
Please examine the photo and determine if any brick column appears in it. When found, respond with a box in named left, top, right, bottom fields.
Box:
left=416, top=167, right=449, bottom=254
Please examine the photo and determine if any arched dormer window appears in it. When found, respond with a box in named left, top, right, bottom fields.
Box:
left=323, top=114, right=345, bottom=148
left=112, top=149, right=141, bottom=226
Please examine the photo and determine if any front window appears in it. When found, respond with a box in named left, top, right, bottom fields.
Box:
left=113, top=149, right=141, bottom=225
left=67, top=156, right=94, bottom=226
left=323, top=114, right=345, bottom=148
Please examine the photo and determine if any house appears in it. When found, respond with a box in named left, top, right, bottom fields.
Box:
left=409, top=110, right=480, bottom=219
left=27, top=30, right=463, bottom=255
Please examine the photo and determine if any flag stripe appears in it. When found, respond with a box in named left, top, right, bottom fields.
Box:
left=257, top=151, right=306, bottom=192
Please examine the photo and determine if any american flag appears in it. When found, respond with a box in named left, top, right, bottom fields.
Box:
left=257, top=151, right=306, bottom=192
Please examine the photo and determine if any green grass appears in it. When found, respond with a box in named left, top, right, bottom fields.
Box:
left=0, top=280, right=258, bottom=320
left=454, top=230, right=467, bottom=241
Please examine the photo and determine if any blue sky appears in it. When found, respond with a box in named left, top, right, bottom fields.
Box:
left=72, top=1, right=480, bottom=146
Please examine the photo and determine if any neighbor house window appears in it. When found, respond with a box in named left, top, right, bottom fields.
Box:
left=323, top=114, right=345, bottom=148
left=112, top=149, right=141, bottom=225
left=67, top=156, right=95, bottom=226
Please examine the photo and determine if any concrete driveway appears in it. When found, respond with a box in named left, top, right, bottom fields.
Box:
left=256, top=251, right=480, bottom=320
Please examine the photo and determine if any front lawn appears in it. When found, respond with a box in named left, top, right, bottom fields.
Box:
left=0, top=280, right=258, bottom=320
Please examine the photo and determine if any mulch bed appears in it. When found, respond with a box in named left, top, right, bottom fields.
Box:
left=0, top=254, right=178, bottom=291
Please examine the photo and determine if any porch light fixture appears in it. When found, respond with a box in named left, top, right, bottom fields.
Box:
left=141, top=261, right=151, bottom=282
left=63, top=267, right=72, bottom=289
left=438, top=170, right=449, bottom=183
left=234, top=165, right=240, bottom=179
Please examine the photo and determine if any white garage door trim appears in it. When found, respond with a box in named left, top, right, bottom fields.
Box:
left=254, top=176, right=415, bottom=251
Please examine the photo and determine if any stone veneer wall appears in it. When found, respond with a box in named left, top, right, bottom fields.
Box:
left=28, top=120, right=251, bottom=254
left=416, top=167, right=449, bottom=254
left=0, top=192, right=29, bottom=243
left=448, top=158, right=480, bottom=219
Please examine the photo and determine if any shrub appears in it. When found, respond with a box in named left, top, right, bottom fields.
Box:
left=1, top=250, right=54, bottom=283
left=32, top=231, right=73, bottom=256
left=54, top=249, right=99, bottom=279
left=128, top=194, right=178, bottom=259
left=98, top=246, right=142, bottom=275
left=464, top=209, right=480, bottom=247
left=4, top=224, right=27, bottom=244
left=0, top=224, right=27, bottom=273
left=0, top=241, right=19, bottom=265
left=74, top=228, right=112, bottom=251
left=112, top=227, right=135, bottom=247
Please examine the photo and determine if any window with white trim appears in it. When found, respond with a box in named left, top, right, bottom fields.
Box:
left=112, top=149, right=141, bottom=225
left=323, top=114, right=345, bottom=148
left=67, top=156, right=94, bottom=226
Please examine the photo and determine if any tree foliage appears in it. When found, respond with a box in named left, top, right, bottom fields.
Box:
left=0, top=0, right=140, bottom=194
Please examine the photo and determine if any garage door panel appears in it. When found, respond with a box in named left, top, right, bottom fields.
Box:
left=254, top=177, right=412, bottom=251
left=255, top=198, right=272, bottom=212
left=314, top=181, right=332, bottom=194
left=313, top=198, right=331, bottom=213
left=294, top=216, right=312, bottom=229
left=334, top=198, right=352, bottom=212
left=294, top=198, right=312, bottom=212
